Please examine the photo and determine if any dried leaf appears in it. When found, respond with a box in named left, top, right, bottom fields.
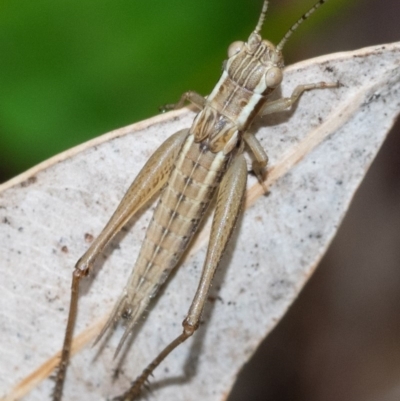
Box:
left=1, top=42, right=400, bottom=401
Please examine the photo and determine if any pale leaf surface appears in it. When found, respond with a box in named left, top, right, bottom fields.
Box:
left=1, top=42, right=400, bottom=401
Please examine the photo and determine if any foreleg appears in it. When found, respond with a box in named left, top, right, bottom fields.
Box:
left=161, top=90, right=206, bottom=112
left=260, top=81, right=338, bottom=116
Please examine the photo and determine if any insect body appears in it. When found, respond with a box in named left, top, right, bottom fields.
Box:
left=53, top=1, right=338, bottom=400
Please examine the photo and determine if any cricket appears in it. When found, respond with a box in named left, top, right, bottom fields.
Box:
left=53, top=1, right=338, bottom=400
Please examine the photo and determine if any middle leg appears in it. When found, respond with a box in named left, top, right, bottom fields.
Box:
left=243, top=131, right=269, bottom=191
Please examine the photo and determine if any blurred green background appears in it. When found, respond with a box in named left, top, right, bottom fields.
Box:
left=0, top=0, right=353, bottom=182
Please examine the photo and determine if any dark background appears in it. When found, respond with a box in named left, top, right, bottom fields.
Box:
left=1, top=1, right=399, bottom=400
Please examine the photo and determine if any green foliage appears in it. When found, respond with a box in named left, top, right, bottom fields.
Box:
left=0, top=0, right=350, bottom=180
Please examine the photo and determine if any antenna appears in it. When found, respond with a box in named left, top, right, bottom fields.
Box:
left=254, top=0, right=269, bottom=35
left=276, top=0, right=331, bottom=52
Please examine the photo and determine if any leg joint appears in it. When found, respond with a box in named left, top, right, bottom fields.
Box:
left=182, top=318, right=198, bottom=336
left=74, top=257, right=91, bottom=277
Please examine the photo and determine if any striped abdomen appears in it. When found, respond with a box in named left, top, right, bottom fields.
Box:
left=124, top=133, right=229, bottom=317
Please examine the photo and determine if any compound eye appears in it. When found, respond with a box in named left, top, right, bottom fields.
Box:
left=266, top=66, right=283, bottom=88
left=228, top=41, right=244, bottom=58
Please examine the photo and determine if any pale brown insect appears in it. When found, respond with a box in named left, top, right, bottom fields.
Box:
left=53, top=1, right=338, bottom=400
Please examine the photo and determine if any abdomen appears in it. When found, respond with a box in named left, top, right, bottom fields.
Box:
left=125, top=133, right=229, bottom=309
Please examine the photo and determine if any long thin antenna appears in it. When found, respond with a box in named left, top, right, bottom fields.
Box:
left=254, top=0, right=269, bottom=34
left=276, top=0, right=331, bottom=52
